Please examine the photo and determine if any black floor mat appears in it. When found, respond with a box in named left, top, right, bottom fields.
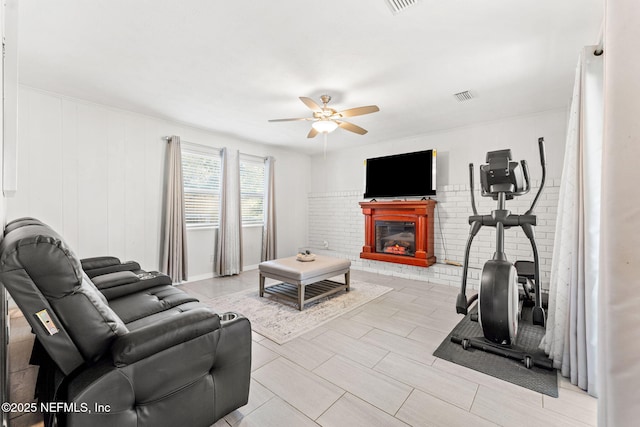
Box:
left=433, top=306, right=558, bottom=397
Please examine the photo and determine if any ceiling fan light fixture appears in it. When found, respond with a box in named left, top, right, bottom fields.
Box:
left=269, top=95, right=378, bottom=138
left=312, top=120, right=339, bottom=133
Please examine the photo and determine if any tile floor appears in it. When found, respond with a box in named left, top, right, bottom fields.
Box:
left=182, top=269, right=597, bottom=427
left=7, top=269, right=597, bottom=427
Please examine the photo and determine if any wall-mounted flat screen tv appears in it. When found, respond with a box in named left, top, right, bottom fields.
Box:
left=364, top=149, right=436, bottom=198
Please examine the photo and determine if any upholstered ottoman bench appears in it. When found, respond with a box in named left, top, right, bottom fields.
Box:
left=259, top=255, right=351, bottom=310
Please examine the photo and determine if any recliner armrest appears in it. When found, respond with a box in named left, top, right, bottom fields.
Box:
left=81, top=256, right=142, bottom=278
left=91, top=271, right=140, bottom=289
left=81, top=256, right=122, bottom=270
left=97, top=271, right=173, bottom=300
left=111, top=308, right=220, bottom=366
left=67, top=310, right=251, bottom=426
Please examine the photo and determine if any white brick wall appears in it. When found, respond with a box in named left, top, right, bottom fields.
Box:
left=307, top=180, right=559, bottom=291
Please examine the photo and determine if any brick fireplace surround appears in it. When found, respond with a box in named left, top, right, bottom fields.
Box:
left=359, top=199, right=437, bottom=267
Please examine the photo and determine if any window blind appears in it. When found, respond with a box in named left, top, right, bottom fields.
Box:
left=181, top=147, right=221, bottom=227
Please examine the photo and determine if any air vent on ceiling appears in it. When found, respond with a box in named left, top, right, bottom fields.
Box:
left=386, top=0, right=419, bottom=15
left=454, top=91, right=474, bottom=102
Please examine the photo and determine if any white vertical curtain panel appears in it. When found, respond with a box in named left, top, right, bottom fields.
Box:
left=261, top=156, right=277, bottom=262
left=541, top=47, right=602, bottom=397
left=215, top=148, right=243, bottom=276
left=161, top=136, right=189, bottom=283
left=599, top=2, right=640, bottom=423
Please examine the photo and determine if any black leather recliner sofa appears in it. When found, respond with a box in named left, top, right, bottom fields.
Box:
left=0, top=218, right=251, bottom=427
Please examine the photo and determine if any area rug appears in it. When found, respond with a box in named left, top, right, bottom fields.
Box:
left=206, top=280, right=392, bottom=344
left=433, top=305, right=558, bottom=397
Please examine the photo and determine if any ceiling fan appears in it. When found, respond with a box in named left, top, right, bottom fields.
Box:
left=268, top=95, right=380, bottom=138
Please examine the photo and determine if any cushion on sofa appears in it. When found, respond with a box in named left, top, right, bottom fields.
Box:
left=92, top=270, right=140, bottom=289
left=82, top=256, right=143, bottom=278
left=109, top=285, right=200, bottom=324
left=98, top=272, right=173, bottom=300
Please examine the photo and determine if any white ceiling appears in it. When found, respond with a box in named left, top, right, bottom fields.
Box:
left=17, top=0, right=603, bottom=155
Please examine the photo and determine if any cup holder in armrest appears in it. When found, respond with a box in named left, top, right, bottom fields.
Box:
left=220, top=312, right=239, bottom=323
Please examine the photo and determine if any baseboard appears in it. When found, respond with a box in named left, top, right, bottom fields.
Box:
left=184, top=272, right=214, bottom=283
left=184, top=264, right=259, bottom=284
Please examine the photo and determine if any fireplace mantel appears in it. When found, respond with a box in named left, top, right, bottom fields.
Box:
left=359, top=200, right=437, bottom=267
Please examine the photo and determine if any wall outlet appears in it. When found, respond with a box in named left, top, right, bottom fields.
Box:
left=209, top=254, right=214, bottom=263
left=323, top=241, right=329, bottom=249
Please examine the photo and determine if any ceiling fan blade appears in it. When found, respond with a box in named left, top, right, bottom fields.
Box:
left=307, top=127, right=319, bottom=138
left=333, top=105, right=379, bottom=118
left=300, top=97, right=323, bottom=112
left=268, top=117, right=313, bottom=122
left=336, top=120, right=368, bottom=135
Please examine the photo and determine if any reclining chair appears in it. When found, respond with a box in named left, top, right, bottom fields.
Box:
left=0, top=218, right=251, bottom=427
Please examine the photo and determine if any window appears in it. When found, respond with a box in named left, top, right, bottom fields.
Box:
left=240, top=157, right=265, bottom=225
left=181, top=144, right=221, bottom=227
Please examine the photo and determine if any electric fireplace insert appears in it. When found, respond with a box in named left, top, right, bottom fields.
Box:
left=375, top=221, right=416, bottom=257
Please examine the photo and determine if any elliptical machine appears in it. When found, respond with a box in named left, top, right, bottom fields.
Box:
left=452, top=137, right=552, bottom=369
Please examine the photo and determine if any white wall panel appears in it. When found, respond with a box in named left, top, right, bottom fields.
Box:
left=121, top=115, right=148, bottom=264
left=23, top=91, right=65, bottom=230
left=242, top=226, right=263, bottom=268
left=76, top=103, right=109, bottom=256
left=187, top=228, right=215, bottom=280
left=106, top=109, right=127, bottom=258
left=273, top=150, right=309, bottom=257
left=61, top=99, right=80, bottom=249
left=9, top=86, right=310, bottom=277
left=143, top=121, right=166, bottom=269
left=10, top=88, right=30, bottom=220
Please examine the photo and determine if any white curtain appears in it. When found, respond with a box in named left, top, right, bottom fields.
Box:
left=161, top=136, right=188, bottom=282
left=261, top=156, right=277, bottom=261
left=541, top=47, right=602, bottom=397
left=599, top=1, right=640, bottom=423
left=215, top=147, right=243, bottom=276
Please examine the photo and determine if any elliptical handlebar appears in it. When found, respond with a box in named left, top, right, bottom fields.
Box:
left=538, top=137, right=547, bottom=165
left=526, top=137, right=547, bottom=215
left=469, top=163, right=478, bottom=216
left=457, top=162, right=480, bottom=315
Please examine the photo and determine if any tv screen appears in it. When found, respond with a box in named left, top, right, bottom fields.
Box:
left=364, top=149, right=436, bottom=198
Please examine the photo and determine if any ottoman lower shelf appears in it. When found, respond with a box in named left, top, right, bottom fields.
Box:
left=262, top=279, right=349, bottom=310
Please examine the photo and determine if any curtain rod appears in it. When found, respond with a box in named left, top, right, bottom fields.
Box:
left=163, top=136, right=267, bottom=161
left=594, top=22, right=604, bottom=56
left=163, top=136, right=219, bottom=151
left=240, top=152, right=268, bottom=161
